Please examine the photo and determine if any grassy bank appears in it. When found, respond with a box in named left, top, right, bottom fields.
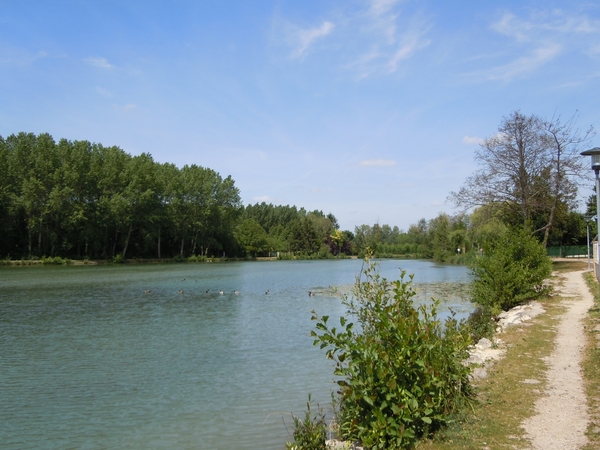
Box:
left=419, top=260, right=588, bottom=449
left=582, top=270, right=600, bottom=449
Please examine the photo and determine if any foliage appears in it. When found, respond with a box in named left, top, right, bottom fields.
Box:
left=0, top=132, right=242, bottom=260
left=470, top=228, right=552, bottom=313
left=285, top=395, right=327, bottom=450
left=449, top=110, right=594, bottom=246
left=464, top=306, right=496, bottom=342
left=0, top=130, right=590, bottom=261
left=40, top=256, right=71, bottom=265
left=234, top=218, right=268, bottom=256
left=311, top=259, right=472, bottom=449
left=187, top=254, right=207, bottom=262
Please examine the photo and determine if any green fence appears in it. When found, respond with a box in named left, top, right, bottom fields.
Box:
left=546, top=246, right=588, bottom=258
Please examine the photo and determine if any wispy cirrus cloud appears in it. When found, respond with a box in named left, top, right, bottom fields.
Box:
left=359, top=159, right=397, bottom=167
left=0, top=48, right=47, bottom=67
left=462, top=135, right=484, bottom=145
left=349, top=1, right=432, bottom=78
left=486, top=44, right=561, bottom=81
left=475, top=8, right=600, bottom=82
left=492, top=10, right=600, bottom=40
left=84, top=56, right=115, bottom=69
left=253, top=195, right=273, bottom=203
left=369, top=0, right=399, bottom=16
left=291, top=21, right=335, bottom=59
left=112, top=103, right=136, bottom=112
left=276, top=0, right=431, bottom=77
left=95, top=87, right=114, bottom=97
left=387, top=34, right=430, bottom=72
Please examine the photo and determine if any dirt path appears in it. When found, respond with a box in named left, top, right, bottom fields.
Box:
left=521, top=270, right=593, bottom=449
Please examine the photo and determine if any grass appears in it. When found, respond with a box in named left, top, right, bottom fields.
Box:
left=582, top=270, right=600, bottom=449
left=418, top=259, right=589, bottom=450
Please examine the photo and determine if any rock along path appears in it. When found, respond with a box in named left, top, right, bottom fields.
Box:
left=521, top=270, right=593, bottom=449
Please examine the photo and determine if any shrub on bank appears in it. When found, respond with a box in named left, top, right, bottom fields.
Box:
left=470, top=228, right=552, bottom=313
left=285, top=395, right=327, bottom=450
left=41, top=256, right=72, bottom=265
left=308, top=258, right=472, bottom=449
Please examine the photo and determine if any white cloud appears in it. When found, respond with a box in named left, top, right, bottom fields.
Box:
left=492, top=9, right=600, bottom=39
left=253, top=195, right=274, bottom=203
left=370, top=0, right=399, bottom=16
left=359, top=159, right=397, bottom=167
left=462, top=135, right=484, bottom=145
left=0, top=49, right=47, bottom=66
left=352, top=5, right=432, bottom=77
left=277, top=1, right=431, bottom=77
left=84, top=57, right=115, bottom=69
left=292, top=21, right=335, bottom=59
left=480, top=9, right=600, bottom=81
left=95, top=87, right=114, bottom=97
left=388, top=36, right=430, bottom=72
left=491, top=12, right=531, bottom=42
left=589, top=44, right=600, bottom=56
left=486, top=44, right=561, bottom=81
left=113, top=103, right=136, bottom=112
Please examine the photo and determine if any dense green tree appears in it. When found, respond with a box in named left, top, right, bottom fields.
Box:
left=234, top=218, right=268, bottom=256
left=0, top=132, right=242, bottom=260
left=290, top=217, right=320, bottom=254
left=471, top=227, right=552, bottom=312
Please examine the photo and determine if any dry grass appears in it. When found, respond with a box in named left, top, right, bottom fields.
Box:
left=582, top=271, right=600, bottom=450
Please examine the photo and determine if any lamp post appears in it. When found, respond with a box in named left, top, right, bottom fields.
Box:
left=581, top=147, right=600, bottom=279
left=584, top=214, right=593, bottom=272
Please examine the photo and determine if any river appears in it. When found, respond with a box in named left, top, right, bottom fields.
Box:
left=0, top=259, right=472, bottom=449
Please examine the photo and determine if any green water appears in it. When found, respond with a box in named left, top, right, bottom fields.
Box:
left=0, top=259, right=472, bottom=449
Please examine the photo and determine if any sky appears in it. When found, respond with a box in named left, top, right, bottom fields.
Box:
left=1, top=0, right=600, bottom=232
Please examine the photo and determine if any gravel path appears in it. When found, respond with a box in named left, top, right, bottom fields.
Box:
left=521, top=270, right=593, bottom=449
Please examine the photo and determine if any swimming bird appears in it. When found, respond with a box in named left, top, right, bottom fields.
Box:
left=178, top=289, right=184, bottom=294
left=234, top=290, right=239, bottom=295
left=205, top=289, right=210, bottom=293
left=144, top=289, right=151, bottom=294
left=219, top=290, right=224, bottom=295
left=308, top=291, right=314, bottom=297
left=265, top=290, right=270, bottom=295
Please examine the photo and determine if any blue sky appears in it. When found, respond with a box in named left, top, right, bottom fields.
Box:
left=1, top=0, right=599, bottom=231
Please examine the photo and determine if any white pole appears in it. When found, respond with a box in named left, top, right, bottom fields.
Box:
left=595, top=171, right=600, bottom=279
left=587, top=220, right=591, bottom=272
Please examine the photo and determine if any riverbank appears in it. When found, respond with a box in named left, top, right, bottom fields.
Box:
left=0, top=256, right=243, bottom=266
left=420, top=259, right=598, bottom=449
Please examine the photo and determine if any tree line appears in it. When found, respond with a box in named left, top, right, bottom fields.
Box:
left=0, top=132, right=345, bottom=261
left=0, top=111, right=594, bottom=262
left=0, top=132, right=242, bottom=260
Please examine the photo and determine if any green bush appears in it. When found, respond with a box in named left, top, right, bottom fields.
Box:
left=464, top=306, right=496, bottom=342
left=310, top=259, right=472, bottom=449
left=41, top=256, right=71, bottom=265
left=187, top=254, right=207, bottom=262
left=470, top=228, right=552, bottom=313
left=285, top=395, right=327, bottom=450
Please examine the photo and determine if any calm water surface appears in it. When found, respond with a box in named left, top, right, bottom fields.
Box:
left=0, top=259, right=472, bottom=449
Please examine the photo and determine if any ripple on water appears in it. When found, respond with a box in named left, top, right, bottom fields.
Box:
left=0, top=259, right=472, bottom=449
